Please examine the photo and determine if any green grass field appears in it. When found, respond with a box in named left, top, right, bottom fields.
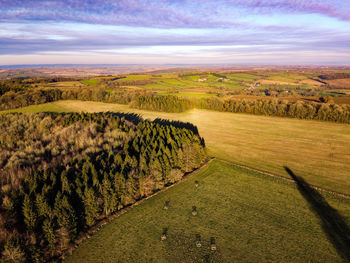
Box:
left=3, top=100, right=350, bottom=194
left=80, top=79, right=100, bottom=87
left=65, top=160, right=350, bottom=263
left=116, top=74, right=152, bottom=81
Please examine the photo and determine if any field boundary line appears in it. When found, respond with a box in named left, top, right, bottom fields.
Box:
left=218, top=158, right=350, bottom=199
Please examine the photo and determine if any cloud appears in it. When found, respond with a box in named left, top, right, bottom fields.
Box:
left=1, top=22, right=349, bottom=56
left=0, top=0, right=231, bottom=28
left=214, top=0, right=350, bottom=22
left=0, top=0, right=349, bottom=64
left=0, top=0, right=349, bottom=28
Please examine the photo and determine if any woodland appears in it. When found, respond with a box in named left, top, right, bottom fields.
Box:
left=0, top=112, right=206, bottom=262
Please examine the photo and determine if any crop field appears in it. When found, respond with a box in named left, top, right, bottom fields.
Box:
left=65, top=160, right=350, bottom=263
left=4, top=100, right=350, bottom=194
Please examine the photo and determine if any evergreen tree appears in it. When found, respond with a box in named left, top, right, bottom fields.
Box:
left=114, top=173, right=126, bottom=207
left=60, top=170, right=71, bottom=194
left=83, top=187, right=99, bottom=226
left=35, top=193, right=52, bottom=219
left=42, top=219, right=56, bottom=251
left=102, top=173, right=116, bottom=215
left=23, top=195, right=37, bottom=231
left=54, top=193, right=77, bottom=238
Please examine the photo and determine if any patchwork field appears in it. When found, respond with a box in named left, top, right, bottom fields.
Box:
left=3, top=100, right=350, bottom=195
left=55, top=70, right=326, bottom=93
left=65, top=160, right=350, bottom=263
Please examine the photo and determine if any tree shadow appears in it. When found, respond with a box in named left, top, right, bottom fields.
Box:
left=284, top=167, right=350, bottom=262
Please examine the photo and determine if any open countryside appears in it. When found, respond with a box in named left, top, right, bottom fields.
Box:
left=5, top=100, right=350, bottom=194
left=1, top=0, right=350, bottom=262
left=65, top=160, right=350, bottom=262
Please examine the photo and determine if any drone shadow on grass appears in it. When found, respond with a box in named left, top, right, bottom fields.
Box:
left=284, top=167, right=350, bottom=262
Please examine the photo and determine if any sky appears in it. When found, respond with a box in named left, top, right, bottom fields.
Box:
left=0, top=0, right=350, bottom=65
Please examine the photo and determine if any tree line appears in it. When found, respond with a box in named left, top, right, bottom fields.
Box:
left=0, top=112, right=207, bottom=262
left=0, top=77, right=80, bottom=96
left=199, top=97, right=350, bottom=123
left=0, top=86, right=349, bottom=123
left=319, top=73, right=350, bottom=80
left=0, top=88, right=193, bottom=113
left=0, top=79, right=30, bottom=96
left=130, top=95, right=193, bottom=113
left=0, top=88, right=142, bottom=111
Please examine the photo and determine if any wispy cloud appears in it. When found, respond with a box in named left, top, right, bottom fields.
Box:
left=1, top=0, right=349, bottom=27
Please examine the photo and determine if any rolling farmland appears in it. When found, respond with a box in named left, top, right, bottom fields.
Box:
left=4, top=100, right=349, bottom=194
left=65, top=160, right=350, bottom=263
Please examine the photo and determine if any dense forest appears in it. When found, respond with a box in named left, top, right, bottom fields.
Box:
left=0, top=79, right=30, bottom=96
left=0, top=89, right=62, bottom=110
left=0, top=112, right=207, bottom=262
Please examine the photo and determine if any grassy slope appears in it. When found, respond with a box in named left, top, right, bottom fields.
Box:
left=65, top=160, right=350, bottom=263
left=2, top=100, right=350, bottom=194
left=2, top=102, right=70, bottom=113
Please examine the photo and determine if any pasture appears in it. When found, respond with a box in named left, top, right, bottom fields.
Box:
left=65, top=160, right=350, bottom=263
left=3, top=100, right=350, bottom=194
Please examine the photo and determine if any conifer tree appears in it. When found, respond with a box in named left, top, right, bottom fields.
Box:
left=42, top=219, right=56, bottom=251
left=60, top=171, right=71, bottom=194
left=23, top=195, right=37, bottom=231
left=35, top=194, right=52, bottom=219
left=83, top=188, right=99, bottom=226
left=54, top=193, right=77, bottom=238
left=114, top=173, right=126, bottom=207
left=102, top=173, right=116, bottom=215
